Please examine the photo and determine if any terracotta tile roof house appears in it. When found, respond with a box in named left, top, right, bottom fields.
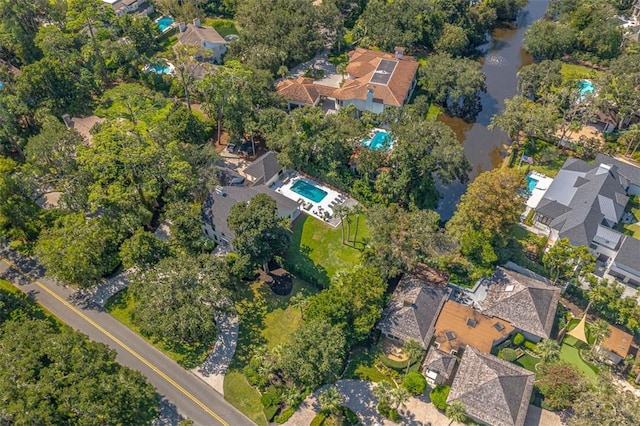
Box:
left=423, top=347, right=457, bottom=386
left=447, top=347, right=534, bottom=426
left=533, top=155, right=640, bottom=288
left=176, top=19, right=228, bottom=63
left=276, top=47, right=418, bottom=114
left=434, top=301, right=514, bottom=355
left=378, top=265, right=450, bottom=349
left=600, top=324, right=632, bottom=365
left=479, top=267, right=560, bottom=342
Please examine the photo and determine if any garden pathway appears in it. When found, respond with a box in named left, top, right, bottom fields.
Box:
left=191, top=312, right=239, bottom=395
left=283, top=379, right=458, bottom=426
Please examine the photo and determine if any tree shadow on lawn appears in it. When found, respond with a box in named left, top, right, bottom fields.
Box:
left=285, top=216, right=330, bottom=288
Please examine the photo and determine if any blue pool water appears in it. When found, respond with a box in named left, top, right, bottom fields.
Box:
left=146, top=63, right=172, bottom=74
left=526, top=176, right=538, bottom=193
left=0, top=81, right=3, bottom=89
left=578, top=80, right=595, bottom=96
left=362, top=131, right=393, bottom=151
left=291, top=180, right=328, bottom=203
left=156, top=16, right=174, bottom=32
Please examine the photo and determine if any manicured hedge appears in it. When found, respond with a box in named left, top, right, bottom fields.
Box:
left=310, top=412, right=327, bottom=426
left=263, top=405, right=279, bottom=422
left=403, top=372, right=427, bottom=396
left=499, top=348, right=519, bottom=362
left=275, top=407, right=295, bottom=424
left=430, top=385, right=450, bottom=410
left=512, top=333, right=525, bottom=347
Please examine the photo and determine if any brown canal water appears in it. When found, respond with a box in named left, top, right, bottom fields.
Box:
left=436, top=0, right=550, bottom=220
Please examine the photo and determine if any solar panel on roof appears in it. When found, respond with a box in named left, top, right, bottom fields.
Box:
left=370, top=59, right=397, bottom=85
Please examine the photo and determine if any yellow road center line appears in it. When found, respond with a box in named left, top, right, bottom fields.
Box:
left=0, top=256, right=229, bottom=426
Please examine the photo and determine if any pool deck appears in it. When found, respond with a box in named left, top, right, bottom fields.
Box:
left=272, top=173, right=356, bottom=227
left=525, top=171, right=553, bottom=209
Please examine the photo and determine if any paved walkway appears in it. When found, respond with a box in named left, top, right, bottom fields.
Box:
left=89, top=270, right=132, bottom=308
left=191, top=312, right=239, bottom=395
left=284, top=379, right=458, bottom=426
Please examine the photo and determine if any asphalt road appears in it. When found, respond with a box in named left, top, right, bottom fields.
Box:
left=0, top=246, right=254, bottom=426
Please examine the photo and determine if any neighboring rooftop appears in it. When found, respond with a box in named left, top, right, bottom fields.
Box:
left=594, top=153, right=640, bottom=187
left=535, top=157, right=629, bottom=246
left=378, top=265, right=449, bottom=349
left=447, top=347, right=534, bottom=426
left=422, top=347, right=457, bottom=381
left=243, top=151, right=282, bottom=185
left=479, top=267, right=560, bottom=339
left=275, top=77, right=321, bottom=105
left=601, top=324, right=632, bottom=359
left=434, top=301, right=514, bottom=354
left=177, top=23, right=227, bottom=46
left=613, top=235, right=640, bottom=274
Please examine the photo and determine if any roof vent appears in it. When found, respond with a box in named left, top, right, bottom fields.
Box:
left=466, top=318, right=478, bottom=328
left=445, top=331, right=456, bottom=341
left=505, top=284, right=515, bottom=292
left=493, top=322, right=505, bottom=332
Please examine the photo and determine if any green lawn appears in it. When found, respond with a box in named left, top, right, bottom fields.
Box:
left=224, top=279, right=318, bottom=424
left=202, top=18, right=238, bottom=38
left=342, top=347, right=390, bottom=383
left=560, top=63, right=603, bottom=82
left=560, top=342, right=599, bottom=383
left=617, top=199, right=640, bottom=238
left=285, top=214, right=369, bottom=287
left=0, top=278, right=18, bottom=293
left=104, top=289, right=210, bottom=369
left=516, top=353, right=541, bottom=372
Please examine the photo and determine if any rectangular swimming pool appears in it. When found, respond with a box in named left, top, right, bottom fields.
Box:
left=291, top=180, right=328, bottom=203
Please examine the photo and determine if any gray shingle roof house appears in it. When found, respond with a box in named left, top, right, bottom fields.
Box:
left=447, top=347, right=534, bottom=426
left=532, top=155, right=640, bottom=288
left=243, top=151, right=283, bottom=186
left=378, top=265, right=449, bottom=349
left=422, top=347, right=456, bottom=386
left=201, top=185, right=300, bottom=249
left=177, top=19, right=228, bottom=63
left=479, top=267, right=560, bottom=342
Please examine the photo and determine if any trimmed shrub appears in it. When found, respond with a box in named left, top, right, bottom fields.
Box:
left=403, top=372, right=427, bottom=396
left=524, top=340, right=538, bottom=352
left=342, top=406, right=359, bottom=425
left=430, top=385, right=451, bottom=410
left=310, top=412, right=327, bottom=426
left=379, top=353, right=410, bottom=370
left=275, top=407, right=296, bottom=424
left=260, top=387, right=282, bottom=408
left=263, top=405, right=279, bottom=422
left=499, top=348, right=519, bottom=362
left=512, top=333, right=525, bottom=347
left=377, top=402, right=401, bottom=422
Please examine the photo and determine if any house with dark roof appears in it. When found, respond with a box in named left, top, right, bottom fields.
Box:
left=243, top=151, right=283, bottom=187
left=422, top=347, right=457, bottom=386
left=532, top=155, right=640, bottom=288
left=177, top=19, right=227, bottom=63
left=447, top=347, right=534, bottom=426
left=276, top=47, right=418, bottom=114
left=201, top=185, right=301, bottom=250
left=478, top=267, right=560, bottom=342
left=377, top=265, right=449, bottom=349
left=434, top=300, right=514, bottom=354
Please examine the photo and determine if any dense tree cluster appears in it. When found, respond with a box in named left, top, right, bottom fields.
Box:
left=0, top=288, right=158, bottom=425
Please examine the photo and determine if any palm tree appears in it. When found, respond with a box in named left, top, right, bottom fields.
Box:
left=390, top=386, right=410, bottom=411
left=333, top=204, right=347, bottom=244
left=445, top=401, right=467, bottom=426
left=536, top=338, right=561, bottom=364
left=402, top=339, right=424, bottom=375
left=589, top=319, right=611, bottom=355
left=289, top=292, right=308, bottom=320
left=373, top=380, right=394, bottom=408
left=350, top=204, right=364, bottom=248
left=319, top=387, right=343, bottom=415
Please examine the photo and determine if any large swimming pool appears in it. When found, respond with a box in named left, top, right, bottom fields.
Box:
left=156, top=16, right=174, bottom=32
left=291, top=180, right=328, bottom=203
left=362, top=131, right=393, bottom=151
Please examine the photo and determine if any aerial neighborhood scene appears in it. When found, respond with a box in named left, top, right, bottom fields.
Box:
left=3, top=0, right=640, bottom=425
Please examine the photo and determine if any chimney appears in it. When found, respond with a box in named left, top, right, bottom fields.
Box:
left=61, top=114, right=72, bottom=128
left=178, top=22, right=186, bottom=32
left=193, top=18, right=201, bottom=28
left=394, top=46, right=405, bottom=59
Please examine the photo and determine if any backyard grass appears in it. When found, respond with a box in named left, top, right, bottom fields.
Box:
left=617, top=198, right=640, bottom=238
left=202, top=18, right=239, bottom=38
left=560, top=342, right=599, bottom=383
left=514, top=141, right=569, bottom=178
left=427, top=104, right=443, bottom=120
left=516, top=353, right=541, bottom=372
left=285, top=214, right=369, bottom=287
left=510, top=226, right=549, bottom=277
left=560, top=63, right=603, bottom=82
left=224, top=278, right=318, bottom=423
left=342, top=346, right=390, bottom=383
left=104, top=288, right=211, bottom=369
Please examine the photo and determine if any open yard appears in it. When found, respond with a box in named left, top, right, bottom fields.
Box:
left=202, top=18, right=239, bottom=38
left=516, top=353, right=541, bottom=372
left=560, top=63, right=603, bottom=82
left=560, top=341, right=599, bottom=383
left=224, top=278, right=318, bottom=425
left=514, top=140, right=569, bottom=178
left=105, top=289, right=210, bottom=369
left=617, top=198, right=640, bottom=238
left=285, top=214, right=369, bottom=287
